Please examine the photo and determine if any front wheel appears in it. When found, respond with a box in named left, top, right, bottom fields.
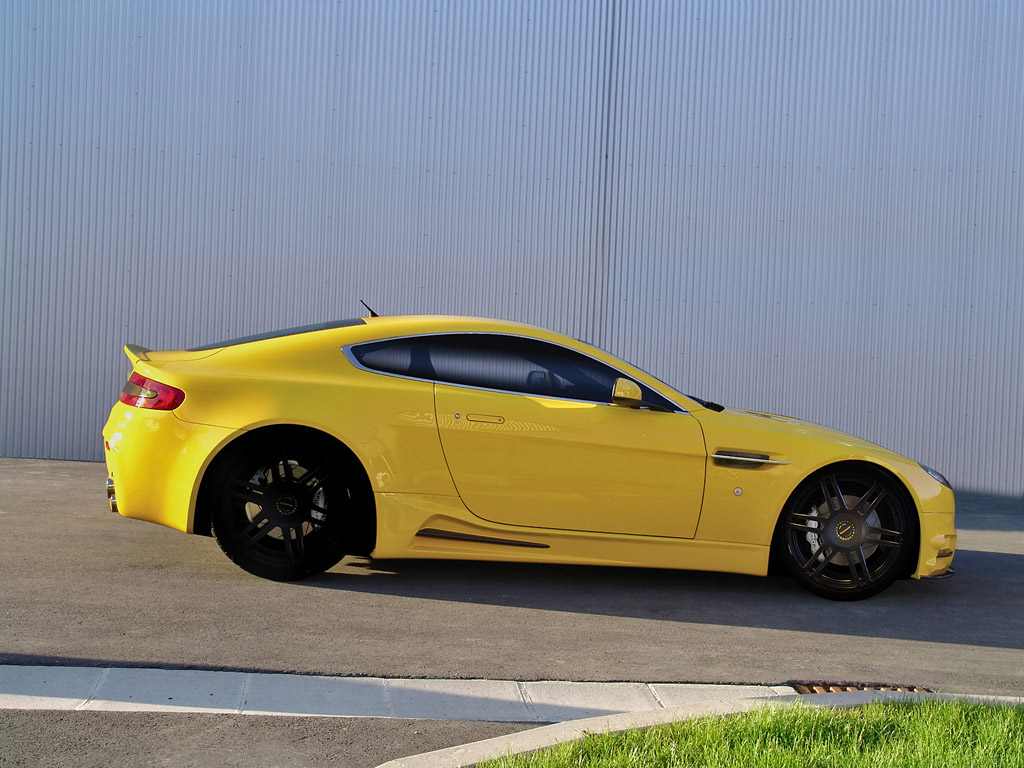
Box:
left=209, top=437, right=367, bottom=581
left=779, top=467, right=917, bottom=600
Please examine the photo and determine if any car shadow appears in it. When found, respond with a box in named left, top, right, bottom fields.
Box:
left=297, top=546, right=1024, bottom=651
left=288, top=491, right=1024, bottom=651
left=956, top=491, right=1024, bottom=530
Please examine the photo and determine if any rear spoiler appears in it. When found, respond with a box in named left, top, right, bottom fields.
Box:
left=124, top=344, right=152, bottom=364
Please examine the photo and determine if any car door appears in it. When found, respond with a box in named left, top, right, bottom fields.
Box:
left=426, top=334, right=707, bottom=539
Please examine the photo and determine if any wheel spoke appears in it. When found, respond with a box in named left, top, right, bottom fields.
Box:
left=790, top=511, right=822, bottom=522
left=278, top=456, right=293, bottom=482
left=237, top=514, right=276, bottom=547
left=802, top=546, right=838, bottom=578
left=851, top=482, right=887, bottom=518
left=847, top=547, right=874, bottom=587
left=819, top=475, right=846, bottom=513
left=281, top=524, right=305, bottom=561
left=229, top=481, right=265, bottom=505
left=788, top=520, right=822, bottom=533
left=281, top=528, right=295, bottom=560
left=866, top=525, right=903, bottom=549
left=297, top=463, right=327, bottom=491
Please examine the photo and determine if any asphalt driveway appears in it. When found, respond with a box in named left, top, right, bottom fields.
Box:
left=2, top=459, right=1021, bottom=694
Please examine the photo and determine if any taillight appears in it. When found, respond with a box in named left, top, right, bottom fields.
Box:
left=119, top=372, right=186, bottom=410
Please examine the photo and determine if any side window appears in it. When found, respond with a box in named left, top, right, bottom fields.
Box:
left=352, top=334, right=678, bottom=410
left=428, top=335, right=618, bottom=402
left=350, top=338, right=435, bottom=378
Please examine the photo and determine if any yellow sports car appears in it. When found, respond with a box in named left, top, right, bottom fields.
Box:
left=102, top=315, right=956, bottom=600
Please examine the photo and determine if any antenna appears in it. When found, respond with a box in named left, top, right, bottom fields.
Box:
left=360, top=300, right=379, bottom=318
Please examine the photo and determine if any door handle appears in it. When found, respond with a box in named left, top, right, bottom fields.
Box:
left=466, top=414, right=505, bottom=424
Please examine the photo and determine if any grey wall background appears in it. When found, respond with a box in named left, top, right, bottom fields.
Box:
left=2, top=0, right=1022, bottom=497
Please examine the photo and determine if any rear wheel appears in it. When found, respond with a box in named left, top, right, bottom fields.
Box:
left=780, top=467, right=917, bottom=600
left=209, top=437, right=367, bottom=580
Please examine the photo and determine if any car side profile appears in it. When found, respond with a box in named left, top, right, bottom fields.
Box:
left=102, top=315, right=957, bottom=600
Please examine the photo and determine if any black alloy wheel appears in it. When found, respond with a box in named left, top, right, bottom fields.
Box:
left=210, top=438, right=363, bottom=580
left=780, top=467, right=917, bottom=600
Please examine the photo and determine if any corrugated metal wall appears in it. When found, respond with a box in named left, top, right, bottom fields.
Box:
left=2, top=1, right=1022, bottom=496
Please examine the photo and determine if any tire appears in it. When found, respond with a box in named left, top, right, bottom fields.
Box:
left=209, top=436, right=367, bottom=581
left=779, top=466, right=917, bottom=600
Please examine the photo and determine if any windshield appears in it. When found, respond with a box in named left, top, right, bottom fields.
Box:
left=576, top=338, right=725, bottom=412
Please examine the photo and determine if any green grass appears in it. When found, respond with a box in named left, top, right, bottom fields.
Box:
left=479, top=700, right=1024, bottom=768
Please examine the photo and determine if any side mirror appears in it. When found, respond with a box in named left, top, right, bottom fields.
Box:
left=611, top=378, right=645, bottom=407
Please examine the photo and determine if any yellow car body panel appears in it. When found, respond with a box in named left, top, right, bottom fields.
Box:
left=433, top=383, right=706, bottom=538
left=103, top=404, right=235, bottom=533
left=371, top=492, right=769, bottom=576
left=693, top=408, right=956, bottom=559
left=102, top=314, right=956, bottom=595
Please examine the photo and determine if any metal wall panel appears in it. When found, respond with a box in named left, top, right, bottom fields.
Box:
left=2, top=1, right=1021, bottom=496
left=599, top=1, right=1024, bottom=496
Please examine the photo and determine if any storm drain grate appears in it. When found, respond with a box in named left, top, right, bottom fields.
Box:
left=790, top=683, right=931, bottom=694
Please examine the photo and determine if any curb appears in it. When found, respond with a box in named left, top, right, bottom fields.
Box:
left=4, top=664, right=1019, bottom=768
left=377, top=691, right=1024, bottom=768
left=0, top=665, right=790, bottom=722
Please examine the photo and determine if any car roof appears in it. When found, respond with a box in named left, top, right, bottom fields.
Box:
left=186, top=315, right=576, bottom=354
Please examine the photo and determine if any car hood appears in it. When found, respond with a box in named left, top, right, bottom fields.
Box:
left=731, top=408, right=882, bottom=444
left=695, top=405, right=900, bottom=463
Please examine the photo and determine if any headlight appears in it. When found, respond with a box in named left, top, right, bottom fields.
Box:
left=920, top=463, right=951, bottom=488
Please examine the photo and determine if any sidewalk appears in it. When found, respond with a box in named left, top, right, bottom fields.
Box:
left=3, top=664, right=1020, bottom=768
left=0, top=664, right=793, bottom=722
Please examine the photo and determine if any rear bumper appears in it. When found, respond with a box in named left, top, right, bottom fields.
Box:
left=102, top=403, right=236, bottom=533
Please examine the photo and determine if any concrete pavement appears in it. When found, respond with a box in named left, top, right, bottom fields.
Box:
left=0, top=664, right=794, bottom=721
left=2, top=460, right=1023, bottom=697
left=1, top=459, right=1021, bottom=766
left=3, top=664, right=1021, bottom=768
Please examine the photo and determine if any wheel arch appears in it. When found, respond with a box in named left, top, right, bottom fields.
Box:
left=767, top=459, right=920, bottom=577
left=193, top=424, right=376, bottom=555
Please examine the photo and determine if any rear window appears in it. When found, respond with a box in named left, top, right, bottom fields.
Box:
left=188, top=318, right=365, bottom=351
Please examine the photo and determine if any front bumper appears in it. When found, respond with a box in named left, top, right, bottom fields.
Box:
left=920, top=567, right=956, bottom=580
left=912, top=484, right=957, bottom=579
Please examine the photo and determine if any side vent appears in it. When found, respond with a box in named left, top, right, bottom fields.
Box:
left=416, top=529, right=549, bottom=549
left=712, top=451, right=790, bottom=469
